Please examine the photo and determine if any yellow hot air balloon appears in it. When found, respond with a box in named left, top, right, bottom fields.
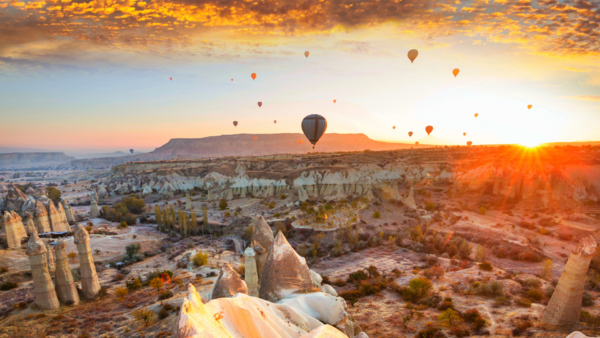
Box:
left=408, top=49, right=418, bottom=63
left=251, top=73, right=257, bottom=80
left=425, top=125, right=433, bottom=135
left=474, top=113, right=479, bottom=118
left=528, top=105, right=532, bottom=110
left=408, top=131, right=413, bottom=137
left=453, top=69, right=460, bottom=77
left=304, top=51, right=310, bottom=58
left=463, top=132, right=466, bottom=136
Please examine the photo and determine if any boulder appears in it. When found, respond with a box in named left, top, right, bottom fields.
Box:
left=211, top=263, right=248, bottom=300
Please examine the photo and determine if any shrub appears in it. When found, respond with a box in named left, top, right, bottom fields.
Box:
left=126, top=243, right=141, bottom=257
left=403, top=277, right=432, bottom=302
left=97, top=286, right=108, bottom=299
left=339, top=289, right=364, bottom=304
left=280, top=194, right=287, bottom=200
left=463, top=308, right=482, bottom=323
left=522, top=278, right=542, bottom=289
left=123, top=195, right=145, bottom=214
left=45, top=187, right=61, bottom=203
left=332, top=279, right=347, bottom=287
left=0, top=281, right=18, bottom=291
left=512, top=319, right=533, bottom=336
left=0, top=266, right=8, bottom=274
left=372, top=211, right=381, bottom=219
left=123, top=213, right=137, bottom=226
left=478, top=262, right=493, bottom=271
left=158, top=308, right=169, bottom=320
left=133, top=307, right=155, bottom=326
left=67, top=252, right=78, bottom=262
left=544, top=286, right=555, bottom=298
left=478, top=281, right=503, bottom=298
left=149, top=277, right=164, bottom=291
left=224, top=212, right=231, bottom=218
left=415, top=327, right=445, bottom=338
left=516, top=297, right=532, bottom=307
left=449, top=326, right=470, bottom=337
left=115, top=286, right=129, bottom=298
left=159, top=291, right=174, bottom=300
left=438, top=308, right=462, bottom=327
left=437, top=297, right=454, bottom=311
left=126, top=277, right=142, bottom=290
left=423, top=266, right=444, bottom=279
left=478, top=206, right=486, bottom=215
left=526, top=289, right=544, bottom=302
left=218, top=199, right=228, bottom=210
left=347, top=270, right=368, bottom=283
left=118, top=222, right=128, bottom=229
left=493, top=296, right=509, bottom=307
left=192, top=252, right=209, bottom=267
left=582, top=291, right=594, bottom=307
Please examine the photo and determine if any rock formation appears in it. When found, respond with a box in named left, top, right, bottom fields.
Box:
left=26, top=231, right=60, bottom=310
left=22, top=211, right=36, bottom=235
left=61, top=199, right=75, bottom=223
left=541, top=236, right=597, bottom=327
left=403, top=186, right=417, bottom=210
left=89, top=201, right=100, bottom=218
left=74, top=223, right=100, bottom=298
left=5, top=184, right=28, bottom=212
left=48, top=201, right=69, bottom=232
left=33, top=200, right=52, bottom=233
left=211, top=263, right=248, bottom=300
left=3, top=211, right=26, bottom=249
left=250, top=216, right=274, bottom=277
left=54, top=240, right=80, bottom=305
left=185, top=193, right=192, bottom=211
left=259, top=232, right=316, bottom=302
left=244, top=247, right=259, bottom=297
left=45, top=241, right=55, bottom=272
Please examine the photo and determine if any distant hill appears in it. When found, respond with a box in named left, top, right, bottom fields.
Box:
left=68, top=150, right=144, bottom=159
left=0, top=152, right=74, bottom=169
left=0, top=147, right=54, bottom=153
left=414, top=135, right=453, bottom=145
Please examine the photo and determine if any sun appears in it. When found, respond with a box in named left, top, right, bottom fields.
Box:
left=520, top=141, right=541, bottom=148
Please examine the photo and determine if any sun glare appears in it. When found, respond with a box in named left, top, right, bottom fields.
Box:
left=520, top=141, right=540, bottom=148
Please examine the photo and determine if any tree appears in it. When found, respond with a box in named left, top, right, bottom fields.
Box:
left=133, top=307, right=155, bottom=326
left=475, top=245, right=489, bottom=262
left=149, top=277, right=164, bottom=291
left=45, top=187, right=61, bottom=203
left=219, top=198, right=228, bottom=210
left=190, top=211, right=198, bottom=235
left=202, top=205, right=208, bottom=235
left=541, top=258, right=553, bottom=280
left=154, top=206, right=162, bottom=231
left=438, top=308, right=462, bottom=327
left=67, top=252, right=77, bottom=262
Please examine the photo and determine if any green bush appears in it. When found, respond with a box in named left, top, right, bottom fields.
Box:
left=192, top=252, right=209, bottom=267
left=522, top=278, right=542, bottom=289
left=219, top=198, right=228, bottom=210
left=125, top=277, right=142, bottom=290
left=347, top=270, right=368, bottom=283
left=415, top=327, right=445, bottom=338
left=372, top=211, right=381, bottom=219
left=159, top=291, right=174, bottom=300
left=118, top=222, right=128, bottom=229
left=123, top=195, right=145, bottom=214
left=477, top=281, right=503, bottom=298
left=516, top=297, right=531, bottom=308
left=478, top=262, right=493, bottom=271
left=123, top=213, right=137, bottom=225
left=45, top=187, right=61, bottom=203
left=526, top=288, right=544, bottom=302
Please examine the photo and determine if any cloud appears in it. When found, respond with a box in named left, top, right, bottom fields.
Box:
left=568, top=95, right=600, bottom=102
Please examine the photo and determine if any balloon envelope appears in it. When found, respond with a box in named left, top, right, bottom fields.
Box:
left=233, top=121, right=238, bottom=127
left=258, top=102, right=262, bottom=107
left=298, top=139, right=302, bottom=145
left=251, top=73, right=257, bottom=80
left=130, top=149, right=134, bottom=154
left=453, top=69, right=459, bottom=77
left=170, top=77, right=172, bottom=80
left=467, top=141, right=473, bottom=146
left=231, top=79, right=233, bottom=81
left=408, top=131, right=413, bottom=137
left=274, top=120, right=277, bottom=124
left=304, top=51, right=310, bottom=58
left=474, top=113, right=479, bottom=118
left=333, top=99, right=336, bottom=103
left=301, top=114, right=327, bottom=148
left=463, top=132, right=466, bottom=136
left=408, top=49, right=418, bottom=63
left=425, top=125, right=433, bottom=135
left=253, top=136, right=257, bottom=141
left=528, top=105, right=532, bottom=109
left=393, top=126, right=396, bottom=130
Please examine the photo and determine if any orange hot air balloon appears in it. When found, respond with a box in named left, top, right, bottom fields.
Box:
left=415, top=141, right=419, bottom=145
left=161, top=273, right=171, bottom=284
left=333, top=99, right=336, bottom=103
left=409, top=131, right=413, bottom=137
left=251, top=73, right=257, bottom=80
left=274, top=120, right=277, bottom=124
left=425, top=125, right=433, bottom=135
left=393, top=126, right=396, bottom=130
left=253, top=136, right=257, bottom=141
left=474, top=113, right=479, bottom=118
left=528, top=105, right=532, bottom=109
left=298, top=139, right=302, bottom=145
left=231, top=78, right=233, bottom=81
left=467, top=141, right=473, bottom=147
left=170, top=77, right=172, bottom=80
left=304, top=51, right=310, bottom=58
left=233, top=121, right=238, bottom=127
left=453, top=69, right=459, bottom=77
left=258, top=102, right=262, bottom=108
left=407, top=49, right=418, bottom=63
left=463, top=132, right=466, bottom=136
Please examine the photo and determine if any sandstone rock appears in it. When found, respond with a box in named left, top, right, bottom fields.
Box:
left=26, top=231, right=60, bottom=310
left=185, top=193, right=192, bottom=211
left=34, top=200, right=52, bottom=233
left=45, top=241, right=55, bottom=272
left=3, top=211, right=24, bottom=249
left=244, top=247, right=259, bottom=297
left=379, top=183, right=400, bottom=200
left=5, top=184, right=28, bottom=212
left=226, top=188, right=234, bottom=200
left=61, top=199, right=75, bottom=224
left=48, top=201, right=69, bottom=232
left=277, top=292, right=349, bottom=331
left=298, top=187, right=309, bottom=202
left=404, top=186, right=417, bottom=209
left=259, top=232, right=316, bottom=302
left=74, top=223, right=101, bottom=298
left=211, top=263, right=248, bottom=300
left=23, top=212, right=37, bottom=235
left=97, top=187, right=108, bottom=199
left=310, top=270, right=323, bottom=288
left=89, top=201, right=100, bottom=218
left=250, top=216, right=274, bottom=276
left=541, top=236, right=597, bottom=327
left=54, top=240, right=80, bottom=305
left=321, top=284, right=338, bottom=297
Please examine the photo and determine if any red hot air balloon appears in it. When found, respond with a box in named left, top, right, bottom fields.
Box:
left=258, top=102, right=262, bottom=108
left=274, top=120, right=277, bottom=124
left=408, top=49, right=418, bottom=63
left=467, top=141, right=473, bottom=146
left=251, top=73, right=257, bottom=80
left=231, top=78, right=233, bottom=81
left=233, top=121, right=238, bottom=127
left=425, top=125, right=433, bottom=135
left=170, top=77, right=172, bottom=80
left=298, top=139, right=302, bottom=145
left=253, top=136, right=257, bottom=141
left=408, top=131, right=413, bottom=137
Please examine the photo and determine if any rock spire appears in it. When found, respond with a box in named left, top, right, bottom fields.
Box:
left=33, top=200, right=52, bottom=233
left=26, top=231, right=60, bottom=310
left=211, top=263, right=248, bottom=300
left=54, top=240, right=80, bottom=305
left=244, top=247, right=258, bottom=297
left=74, top=223, right=100, bottom=298
left=250, top=216, right=274, bottom=276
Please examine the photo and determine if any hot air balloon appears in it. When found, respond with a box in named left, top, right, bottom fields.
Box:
left=253, top=136, right=257, bottom=141
left=393, top=126, right=396, bottom=130
left=170, top=77, right=172, bottom=80
left=258, top=102, right=262, bottom=108
left=304, top=51, right=310, bottom=58
left=453, top=69, right=459, bottom=77
left=130, top=149, right=134, bottom=154
left=233, top=121, right=238, bottom=127
left=333, top=99, right=336, bottom=103
left=231, top=79, right=233, bottom=81
left=409, top=131, right=413, bottom=137
left=463, top=132, right=466, bottom=136
left=251, top=73, right=257, bottom=80
left=467, top=141, right=472, bottom=147
left=425, top=125, right=433, bottom=135
left=474, top=113, right=479, bottom=118
left=301, top=114, right=327, bottom=149
left=528, top=105, right=532, bottom=110
left=415, top=141, right=419, bottom=145
left=274, top=120, right=277, bottom=124
left=408, top=49, right=418, bottom=63
left=298, top=139, right=302, bottom=145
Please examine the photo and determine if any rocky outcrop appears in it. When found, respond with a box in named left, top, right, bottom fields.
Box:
left=185, top=193, right=192, bottom=211
left=34, top=200, right=52, bottom=234
left=211, top=263, right=248, bottom=300
left=250, top=216, right=274, bottom=277
left=61, top=200, right=75, bottom=224
left=259, top=232, right=316, bottom=302
left=48, top=201, right=69, bottom=232
left=74, top=223, right=100, bottom=298
left=5, top=184, right=27, bottom=211
left=541, top=236, right=597, bottom=327
left=54, top=240, right=80, bottom=305
left=23, top=212, right=37, bottom=235
left=244, top=247, right=259, bottom=297
left=45, top=241, right=55, bottom=272
left=89, top=201, right=100, bottom=218
left=404, top=186, right=417, bottom=209
left=26, top=231, right=60, bottom=310
left=3, top=211, right=26, bottom=249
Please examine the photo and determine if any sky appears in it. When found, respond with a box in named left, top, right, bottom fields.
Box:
left=0, top=0, right=599, bottom=152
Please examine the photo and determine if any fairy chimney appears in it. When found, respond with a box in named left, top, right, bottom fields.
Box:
left=26, top=232, right=60, bottom=310
left=250, top=216, right=274, bottom=277
left=211, top=263, right=248, bottom=300
left=74, top=223, right=100, bottom=298
left=54, top=240, right=80, bottom=305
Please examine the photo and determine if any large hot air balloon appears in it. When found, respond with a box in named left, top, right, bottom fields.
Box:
left=408, top=49, right=418, bottom=63
left=467, top=141, right=473, bottom=147
left=298, top=139, right=302, bottom=145
left=463, top=132, right=466, bottom=136
left=415, top=141, right=419, bottom=145
left=393, top=126, right=396, bottom=130
left=474, top=113, right=479, bottom=118
left=528, top=105, right=532, bottom=110
left=130, top=149, right=134, bottom=154
left=274, top=120, right=277, bottom=124
left=253, top=136, right=257, bottom=141
left=301, top=114, right=327, bottom=149
left=304, top=51, right=310, bottom=58
left=453, top=69, right=459, bottom=77
left=333, top=99, right=336, bottom=103
left=251, top=73, right=257, bottom=80
left=409, top=131, right=413, bottom=137
left=425, top=125, right=433, bottom=135
left=258, top=102, right=262, bottom=108
left=233, top=121, right=238, bottom=127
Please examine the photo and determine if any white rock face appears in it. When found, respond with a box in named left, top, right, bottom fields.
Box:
left=277, top=292, right=349, bottom=328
